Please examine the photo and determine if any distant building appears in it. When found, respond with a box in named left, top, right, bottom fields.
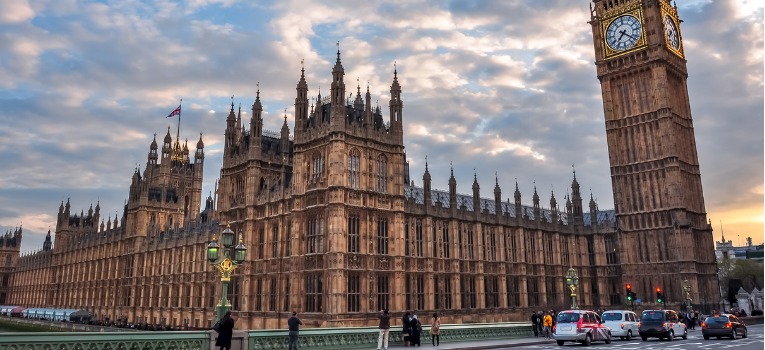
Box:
left=716, top=235, right=764, bottom=261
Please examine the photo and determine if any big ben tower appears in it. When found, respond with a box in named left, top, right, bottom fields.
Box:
left=589, top=0, right=718, bottom=305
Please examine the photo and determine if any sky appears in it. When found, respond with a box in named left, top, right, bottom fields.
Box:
left=0, top=0, right=762, bottom=253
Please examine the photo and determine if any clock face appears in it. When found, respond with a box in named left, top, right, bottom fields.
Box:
left=605, top=15, right=642, bottom=51
left=664, top=15, right=680, bottom=50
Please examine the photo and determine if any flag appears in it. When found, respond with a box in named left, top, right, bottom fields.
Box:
left=166, top=105, right=181, bottom=118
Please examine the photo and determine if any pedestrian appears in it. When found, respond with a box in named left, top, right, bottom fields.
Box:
left=410, top=314, right=422, bottom=347
left=402, top=311, right=411, bottom=346
left=542, top=311, right=553, bottom=339
left=536, top=311, right=544, bottom=337
left=377, top=309, right=391, bottom=350
left=287, top=311, right=303, bottom=350
left=214, top=311, right=235, bottom=350
left=430, top=312, right=441, bottom=346
left=530, top=312, right=539, bottom=337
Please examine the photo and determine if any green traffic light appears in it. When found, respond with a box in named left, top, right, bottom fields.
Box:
left=627, top=296, right=633, bottom=301
left=657, top=298, right=662, bottom=303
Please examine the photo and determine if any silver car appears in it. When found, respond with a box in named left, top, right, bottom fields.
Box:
left=602, top=310, right=640, bottom=340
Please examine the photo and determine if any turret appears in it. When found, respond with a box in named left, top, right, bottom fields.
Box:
left=389, top=64, right=403, bottom=142
left=472, top=172, right=480, bottom=215
left=148, top=134, right=158, bottom=165
left=43, top=229, right=53, bottom=252
left=550, top=190, right=558, bottom=223
left=162, top=127, right=172, bottom=159
left=448, top=164, right=457, bottom=209
left=251, top=87, right=263, bottom=156
left=514, top=180, right=522, bottom=219
left=571, top=169, right=584, bottom=225
left=225, top=99, right=236, bottom=150
left=195, top=133, right=205, bottom=164
left=494, top=175, right=502, bottom=216
left=364, top=83, right=372, bottom=129
left=532, top=185, right=540, bottom=221
left=330, top=45, right=346, bottom=130
left=566, top=194, right=573, bottom=219
left=423, top=158, right=432, bottom=207
left=280, top=113, right=290, bottom=155
left=295, top=65, right=309, bottom=132
left=589, top=191, right=598, bottom=226
left=353, top=81, right=363, bottom=111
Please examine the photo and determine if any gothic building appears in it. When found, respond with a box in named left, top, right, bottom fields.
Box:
left=7, top=0, right=716, bottom=330
left=0, top=228, right=21, bottom=304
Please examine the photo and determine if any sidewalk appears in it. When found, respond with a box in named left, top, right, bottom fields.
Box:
left=383, top=336, right=555, bottom=350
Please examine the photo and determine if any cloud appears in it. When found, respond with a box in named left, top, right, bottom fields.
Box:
left=0, top=0, right=761, bottom=253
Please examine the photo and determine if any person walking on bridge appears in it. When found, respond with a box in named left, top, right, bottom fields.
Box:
left=214, top=311, right=235, bottom=350
left=287, top=311, right=303, bottom=350
left=377, top=309, right=391, bottom=350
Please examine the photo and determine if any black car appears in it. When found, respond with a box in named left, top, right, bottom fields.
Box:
left=638, top=310, right=687, bottom=341
left=702, top=314, right=748, bottom=340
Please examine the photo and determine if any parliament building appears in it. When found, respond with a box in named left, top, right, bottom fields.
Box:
left=7, top=0, right=718, bottom=330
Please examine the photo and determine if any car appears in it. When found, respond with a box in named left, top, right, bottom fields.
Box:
left=638, top=309, right=687, bottom=341
left=553, top=309, right=612, bottom=346
left=601, top=310, right=640, bottom=340
left=701, top=314, right=748, bottom=340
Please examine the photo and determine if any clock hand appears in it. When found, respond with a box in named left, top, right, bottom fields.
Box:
left=622, top=32, right=638, bottom=40
left=618, top=30, right=626, bottom=41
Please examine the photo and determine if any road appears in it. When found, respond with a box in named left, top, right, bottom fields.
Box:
left=499, top=325, right=764, bottom=350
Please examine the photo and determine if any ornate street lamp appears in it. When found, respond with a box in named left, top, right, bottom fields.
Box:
left=566, top=267, right=579, bottom=310
left=207, top=223, right=247, bottom=321
left=682, top=279, right=692, bottom=314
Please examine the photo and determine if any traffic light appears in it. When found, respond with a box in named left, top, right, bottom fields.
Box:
left=656, top=287, right=664, bottom=303
left=626, top=284, right=633, bottom=301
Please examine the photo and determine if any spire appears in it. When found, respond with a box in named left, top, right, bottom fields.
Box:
left=423, top=156, right=432, bottom=207
left=196, top=132, right=205, bottom=149
left=448, top=161, right=457, bottom=208
left=333, top=41, right=344, bottom=74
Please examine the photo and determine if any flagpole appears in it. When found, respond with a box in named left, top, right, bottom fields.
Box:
left=176, top=98, right=182, bottom=142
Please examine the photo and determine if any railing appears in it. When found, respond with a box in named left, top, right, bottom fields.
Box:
left=0, top=331, right=209, bottom=350
left=248, top=322, right=532, bottom=349
left=0, top=318, right=532, bottom=350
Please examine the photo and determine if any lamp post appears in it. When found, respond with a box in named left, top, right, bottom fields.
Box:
left=682, top=279, right=692, bottom=314
left=565, top=267, right=579, bottom=310
left=207, top=224, right=247, bottom=321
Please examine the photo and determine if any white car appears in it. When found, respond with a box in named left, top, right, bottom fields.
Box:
left=602, top=310, right=640, bottom=340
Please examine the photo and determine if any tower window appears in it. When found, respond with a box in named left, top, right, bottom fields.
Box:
left=377, top=217, right=389, bottom=255
left=348, top=215, right=360, bottom=253
left=347, top=274, right=360, bottom=312
left=349, top=149, right=360, bottom=189
left=307, top=215, right=324, bottom=254
left=376, top=155, right=387, bottom=193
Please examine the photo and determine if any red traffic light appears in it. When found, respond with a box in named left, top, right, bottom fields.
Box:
left=655, top=287, right=661, bottom=292
left=626, top=284, right=632, bottom=290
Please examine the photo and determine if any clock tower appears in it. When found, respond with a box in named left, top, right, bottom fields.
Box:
left=589, top=0, right=719, bottom=305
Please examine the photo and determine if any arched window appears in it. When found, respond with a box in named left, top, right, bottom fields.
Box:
left=348, top=149, right=360, bottom=189
left=376, top=154, right=387, bottom=193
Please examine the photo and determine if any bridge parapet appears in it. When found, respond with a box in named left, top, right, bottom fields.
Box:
left=248, top=322, right=532, bottom=349
left=0, top=331, right=209, bottom=350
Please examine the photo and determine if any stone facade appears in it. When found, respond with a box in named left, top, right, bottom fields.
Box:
left=7, top=0, right=718, bottom=331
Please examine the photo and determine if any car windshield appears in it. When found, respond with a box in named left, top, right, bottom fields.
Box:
left=557, top=313, right=581, bottom=323
left=602, top=313, right=622, bottom=321
left=641, top=311, right=664, bottom=321
left=705, top=316, right=729, bottom=323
